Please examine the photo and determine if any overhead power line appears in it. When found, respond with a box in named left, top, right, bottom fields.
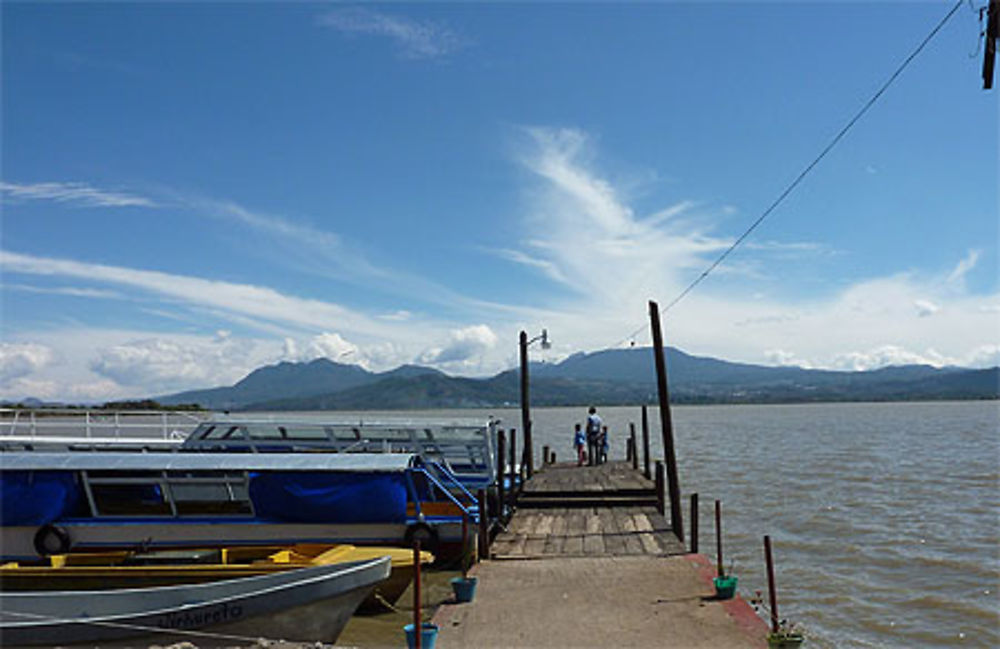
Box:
left=612, top=0, right=966, bottom=350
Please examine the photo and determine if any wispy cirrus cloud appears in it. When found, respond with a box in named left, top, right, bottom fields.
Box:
left=0, top=249, right=387, bottom=337
left=1, top=181, right=156, bottom=208
left=317, top=8, right=465, bottom=59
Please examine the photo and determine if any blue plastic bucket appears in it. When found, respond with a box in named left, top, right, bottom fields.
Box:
left=450, top=576, right=478, bottom=602
left=404, top=622, right=439, bottom=649
left=713, top=575, right=738, bottom=600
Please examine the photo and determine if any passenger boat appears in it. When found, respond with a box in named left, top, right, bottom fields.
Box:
left=0, top=543, right=433, bottom=611
left=0, top=410, right=504, bottom=494
left=0, top=452, right=477, bottom=562
left=0, top=554, right=391, bottom=646
left=178, top=416, right=502, bottom=492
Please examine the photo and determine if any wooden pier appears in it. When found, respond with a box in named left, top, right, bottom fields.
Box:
left=432, top=461, right=766, bottom=648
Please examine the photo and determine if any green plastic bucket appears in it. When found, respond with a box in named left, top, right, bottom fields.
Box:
left=713, top=575, right=738, bottom=600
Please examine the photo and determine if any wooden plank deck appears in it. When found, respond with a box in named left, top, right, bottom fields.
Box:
left=490, top=461, right=684, bottom=558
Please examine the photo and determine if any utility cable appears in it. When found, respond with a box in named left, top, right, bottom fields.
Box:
left=611, top=0, right=965, bottom=350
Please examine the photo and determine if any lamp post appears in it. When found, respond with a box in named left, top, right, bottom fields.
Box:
left=519, top=329, right=550, bottom=478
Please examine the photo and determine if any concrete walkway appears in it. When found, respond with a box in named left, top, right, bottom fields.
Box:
left=433, top=554, right=766, bottom=648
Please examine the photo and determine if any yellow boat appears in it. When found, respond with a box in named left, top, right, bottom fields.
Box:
left=0, top=543, right=433, bottom=612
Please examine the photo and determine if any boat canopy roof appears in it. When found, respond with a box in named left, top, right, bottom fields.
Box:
left=0, top=451, right=418, bottom=472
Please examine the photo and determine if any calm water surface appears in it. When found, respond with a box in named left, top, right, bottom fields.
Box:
left=323, top=401, right=999, bottom=648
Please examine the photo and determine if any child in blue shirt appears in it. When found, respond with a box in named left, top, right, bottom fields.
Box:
left=573, top=423, right=586, bottom=466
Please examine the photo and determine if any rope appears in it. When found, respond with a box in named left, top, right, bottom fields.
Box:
left=611, top=0, right=966, bottom=349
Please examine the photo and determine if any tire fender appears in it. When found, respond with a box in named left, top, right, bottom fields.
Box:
left=404, top=522, right=440, bottom=555
left=33, top=524, right=72, bottom=556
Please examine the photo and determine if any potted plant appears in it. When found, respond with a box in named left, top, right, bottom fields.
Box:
left=751, top=591, right=804, bottom=648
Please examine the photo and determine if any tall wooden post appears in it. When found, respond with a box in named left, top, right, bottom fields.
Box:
left=641, top=405, right=651, bottom=479
left=690, top=493, right=699, bottom=553
left=509, top=428, right=517, bottom=501
left=496, top=430, right=506, bottom=523
left=764, top=535, right=779, bottom=634
left=519, top=331, right=534, bottom=478
left=629, top=423, right=638, bottom=471
left=477, top=488, right=489, bottom=560
left=654, top=461, right=665, bottom=516
left=715, top=499, right=724, bottom=577
left=649, top=300, right=684, bottom=542
left=413, top=539, right=422, bottom=649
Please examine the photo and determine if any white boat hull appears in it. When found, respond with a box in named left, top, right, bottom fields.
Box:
left=0, top=555, right=391, bottom=647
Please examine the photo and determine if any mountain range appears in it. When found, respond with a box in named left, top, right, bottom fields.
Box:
left=158, top=347, right=1000, bottom=411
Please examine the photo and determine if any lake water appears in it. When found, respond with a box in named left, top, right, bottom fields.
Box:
left=324, top=401, right=999, bottom=648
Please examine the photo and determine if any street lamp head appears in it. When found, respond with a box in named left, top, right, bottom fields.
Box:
left=540, top=329, right=551, bottom=350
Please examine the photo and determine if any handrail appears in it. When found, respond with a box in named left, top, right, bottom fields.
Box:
left=412, top=466, right=479, bottom=523
left=0, top=409, right=208, bottom=440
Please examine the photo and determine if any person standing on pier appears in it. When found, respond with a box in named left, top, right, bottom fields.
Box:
left=586, top=406, right=602, bottom=466
left=573, top=423, right=586, bottom=466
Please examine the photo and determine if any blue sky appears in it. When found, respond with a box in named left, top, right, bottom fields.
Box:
left=2, top=2, right=997, bottom=402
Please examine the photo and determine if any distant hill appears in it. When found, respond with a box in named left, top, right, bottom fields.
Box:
left=156, top=347, right=999, bottom=411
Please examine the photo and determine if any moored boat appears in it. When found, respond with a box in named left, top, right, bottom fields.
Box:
left=0, top=543, right=433, bottom=612
left=0, top=554, right=391, bottom=647
left=0, top=452, right=477, bottom=562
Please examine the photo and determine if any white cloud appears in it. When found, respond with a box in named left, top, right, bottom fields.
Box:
left=7, top=283, right=122, bottom=299
left=305, top=332, right=359, bottom=361
left=0, top=343, right=55, bottom=383
left=89, top=336, right=257, bottom=391
left=764, top=349, right=813, bottom=368
left=317, top=8, right=464, bottom=59
left=831, top=345, right=949, bottom=371
left=947, top=249, right=980, bottom=285
left=1, top=181, right=155, bottom=207
left=419, top=325, right=499, bottom=369
left=914, top=299, right=939, bottom=317
left=0, top=250, right=398, bottom=338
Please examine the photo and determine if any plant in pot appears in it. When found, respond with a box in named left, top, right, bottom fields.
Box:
left=750, top=591, right=804, bottom=648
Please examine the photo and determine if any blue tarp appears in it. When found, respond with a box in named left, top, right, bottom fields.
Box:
left=0, top=471, right=80, bottom=526
left=249, top=471, right=408, bottom=523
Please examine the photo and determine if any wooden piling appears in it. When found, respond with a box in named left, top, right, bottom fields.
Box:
left=509, top=428, right=520, bottom=500
left=764, top=535, right=779, bottom=634
left=690, top=493, right=699, bottom=554
left=413, top=539, right=422, bottom=649
left=715, top=499, right=724, bottom=577
left=625, top=436, right=633, bottom=462
left=655, top=461, right=665, bottom=516
left=543, top=445, right=550, bottom=465
left=497, top=430, right=506, bottom=523
left=477, top=488, right=489, bottom=560
left=630, top=423, right=638, bottom=471
left=641, top=405, right=651, bottom=480
left=461, top=513, right=469, bottom=578
left=519, top=331, right=533, bottom=479
left=648, top=300, right=684, bottom=543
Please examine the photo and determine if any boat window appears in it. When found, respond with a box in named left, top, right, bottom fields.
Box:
left=166, top=473, right=253, bottom=516
left=90, top=482, right=172, bottom=516
left=201, top=425, right=242, bottom=440
left=247, top=425, right=285, bottom=440
left=282, top=426, right=329, bottom=440
left=193, top=424, right=215, bottom=439
left=331, top=427, right=362, bottom=441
